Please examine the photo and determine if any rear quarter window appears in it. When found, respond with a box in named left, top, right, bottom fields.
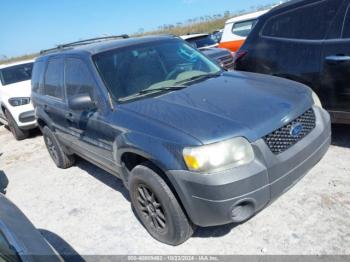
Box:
left=262, top=0, right=342, bottom=40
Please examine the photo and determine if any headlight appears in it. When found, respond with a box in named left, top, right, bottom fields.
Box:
left=8, top=97, right=30, bottom=107
left=311, top=91, right=322, bottom=108
left=183, top=137, right=255, bottom=173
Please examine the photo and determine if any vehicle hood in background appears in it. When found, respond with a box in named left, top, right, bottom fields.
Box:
left=201, top=47, right=230, bottom=61
left=0, top=80, right=32, bottom=98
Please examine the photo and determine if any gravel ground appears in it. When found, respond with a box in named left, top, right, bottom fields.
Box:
left=0, top=124, right=349, bottom=256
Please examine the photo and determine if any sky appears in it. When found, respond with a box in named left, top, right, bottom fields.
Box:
left=0, top=0, right=276, bottom=57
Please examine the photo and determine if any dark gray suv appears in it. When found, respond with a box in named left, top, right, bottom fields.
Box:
left=31, top=35, right=331, bottom=245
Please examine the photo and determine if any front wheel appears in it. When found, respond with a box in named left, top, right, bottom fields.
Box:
left=5, top=110, right=29, bottom=140
left=129, top=162, right=195, bottom=245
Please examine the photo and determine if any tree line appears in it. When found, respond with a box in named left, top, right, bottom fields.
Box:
left=0, top=1, right=286, bottom=64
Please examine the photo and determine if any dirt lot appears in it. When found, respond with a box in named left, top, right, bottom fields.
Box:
left=0, top=124, right=349, bottom=256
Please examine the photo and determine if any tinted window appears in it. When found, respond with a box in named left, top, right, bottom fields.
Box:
left=232, top=19, right=257, bottom=37
left=262, top=0, right=342, bottom=40
left=186, top=35, right=217, bottom=48
left=343, top=6, right=350, bottom=38
left=65, top=59, right=96, bottom=99
left=44, top=59, right=64, bottom=99
left=31, top=61, right=45, bottom=93
left=0, top=230, right=21, bottom=262
left=0, top=63, right=33, bottom=86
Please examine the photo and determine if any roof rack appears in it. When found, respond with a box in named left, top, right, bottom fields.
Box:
left=40, top=34, right=129, bottom=55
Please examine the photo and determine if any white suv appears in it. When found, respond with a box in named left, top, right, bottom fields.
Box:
left=0, top=60, right=36, bottom=140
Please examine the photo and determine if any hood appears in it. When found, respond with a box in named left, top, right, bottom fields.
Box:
left=0, top=80, right=32, bottom=98
left=201, top=47, right=231, bottom=61
left=120, top=71, right=313, bottom=144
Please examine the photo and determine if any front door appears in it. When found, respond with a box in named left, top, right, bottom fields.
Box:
left=64, top=58, right=115, bottom=169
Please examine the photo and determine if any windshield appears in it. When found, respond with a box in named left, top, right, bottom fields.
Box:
left=0, top=63, right=33, bottom=86
left=93, top=39, right=221, bottom=101
left=186, top=35, right=217, bottom=49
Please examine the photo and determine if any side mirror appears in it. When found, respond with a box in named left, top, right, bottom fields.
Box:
left=68, top=93, right=96, bottom=111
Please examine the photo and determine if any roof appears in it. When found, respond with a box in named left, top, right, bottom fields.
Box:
left=180, top=33, right=209, bottom=40
left=38, top=35, right=177, bottom=59
left=0, top=59, right=35, bottom=69
left=224, top=9, right=271, bottom=24
left=266, top=0, right=316, bottom=15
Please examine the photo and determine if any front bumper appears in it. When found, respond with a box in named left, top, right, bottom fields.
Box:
left=168, top=106, right=331, bottom=227
left=10, top=104, right=37, bottom=129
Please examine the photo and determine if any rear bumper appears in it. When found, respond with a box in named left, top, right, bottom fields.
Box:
left=168, top=106, right=331, bottom=227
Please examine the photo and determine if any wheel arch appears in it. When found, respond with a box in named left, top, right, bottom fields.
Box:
left=120, top=150, right=193, bottom=224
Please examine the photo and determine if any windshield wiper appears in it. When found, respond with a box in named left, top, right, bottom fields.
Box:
left=175, top=71, right=222, bottom=85
left=118, top=85, right=186, bottom=102
left=138, top=85, right=187, bottom=95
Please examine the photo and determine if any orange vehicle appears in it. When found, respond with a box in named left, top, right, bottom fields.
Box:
left=219, top=10, right=270, bottom=52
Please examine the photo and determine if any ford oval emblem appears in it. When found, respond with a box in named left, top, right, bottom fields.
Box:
left=290, top=123, right=303, bottom=137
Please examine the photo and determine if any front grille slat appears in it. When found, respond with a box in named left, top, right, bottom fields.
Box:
left=263, top=108, right=316, bottom=154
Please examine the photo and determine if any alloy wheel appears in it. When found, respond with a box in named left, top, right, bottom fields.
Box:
left=46, top=137, right=59, bottom=162
left=137, top=184, right=167, bottom=232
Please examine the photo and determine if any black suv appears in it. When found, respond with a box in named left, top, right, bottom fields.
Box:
left=234, top=0, right=350, bottom=124
left=32, top=35, right=330, bottom=245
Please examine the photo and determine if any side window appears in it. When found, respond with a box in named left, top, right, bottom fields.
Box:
left=232, top=19, right=257, bottom=37
left=343, top=6, right=350, bottom=38
left=65, top=58, right=96, bottom=100
left=44, top=58, right=64, bottom=99
left=262, top=0, right=342, bottom=40
left=31, top=61, right=45, bottom=93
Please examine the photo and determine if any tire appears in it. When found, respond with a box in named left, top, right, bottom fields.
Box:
left=42, top=126, right=75, bottom=169
left=5, top=110, right=29, bottom=140
left=129, top=162, right=195, bottom=245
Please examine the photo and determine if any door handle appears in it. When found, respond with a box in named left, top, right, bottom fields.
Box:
left=65, top=112, right=75, bottom=122
left=325, top=55, right=350, bottom=64
left=43, top=104, right=51, bottom=113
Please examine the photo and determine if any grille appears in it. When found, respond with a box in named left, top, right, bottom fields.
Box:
left=217, top=55, right=234, bottom=70
left=263, top=108, right=316, bottom=154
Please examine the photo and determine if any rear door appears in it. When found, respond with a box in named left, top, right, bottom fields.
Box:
left=41, top=57, right=71, bottom=145
left=321, top=0, right=350, bottom=121
left=241, top=0, right=343, bottom=89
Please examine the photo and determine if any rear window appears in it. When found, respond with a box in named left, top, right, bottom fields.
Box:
left=186, top=35, right=217, bottom=49
left=262, top=0, right=342, bottom=40
left=0, top=63, right=33, bottom=86
left=232, top=19, right=258, bottom=37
